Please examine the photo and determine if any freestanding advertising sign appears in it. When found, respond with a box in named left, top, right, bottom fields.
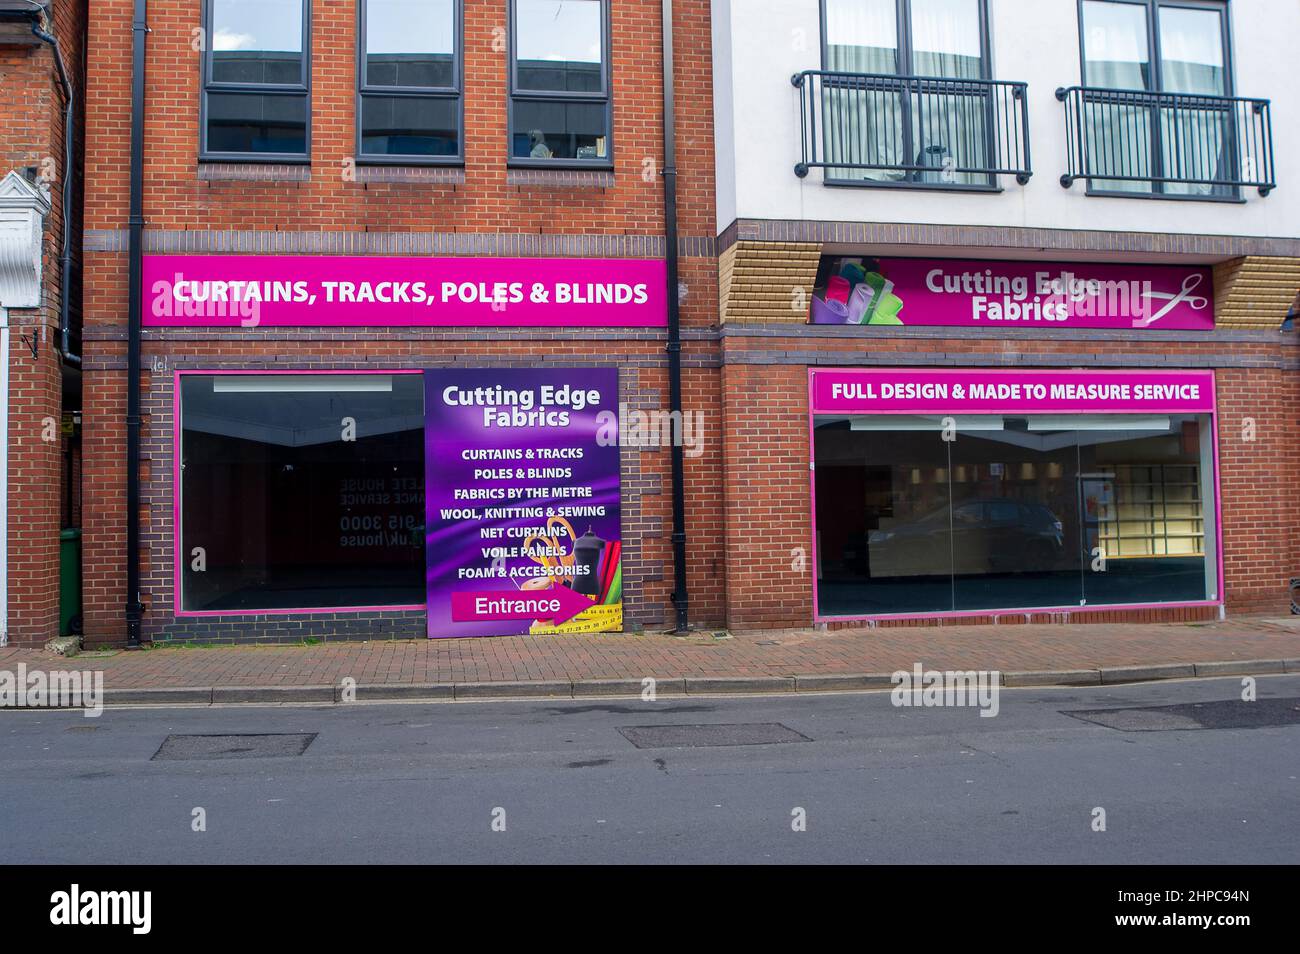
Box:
left=424, top=368, right=623, bottom=638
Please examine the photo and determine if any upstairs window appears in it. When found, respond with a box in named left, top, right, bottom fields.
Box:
left=821, top=0, right=993, bottom=186
left=1079, top=0, right=1233, bottom=196
left=202, top=0, right=310, bottom=159
left=509, top=0, right=611, bottom=166
left=358, top=0, right=462, bottom=161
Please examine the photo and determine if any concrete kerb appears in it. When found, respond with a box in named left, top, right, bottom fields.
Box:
left=8, top=659, right=1296, bottom=709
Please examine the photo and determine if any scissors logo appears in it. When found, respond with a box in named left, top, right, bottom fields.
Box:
left=1134, top=272, right=1209, bottom=328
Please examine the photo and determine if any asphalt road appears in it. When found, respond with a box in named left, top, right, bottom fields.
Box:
left=2, top=676, right=1298, bottom=864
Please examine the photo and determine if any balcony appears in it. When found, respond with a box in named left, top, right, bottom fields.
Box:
left=1056, top=86, right=1275, bottom=198
left=791, top=70, right=1032, bottom=189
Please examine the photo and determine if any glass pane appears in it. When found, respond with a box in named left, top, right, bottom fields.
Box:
left=813, top=420, right=953, bottom=616
left=1082, top=90, right=1154, bottom=192
left=361, top=95, right=459, bottom=156
left=950, top=423, right=1084, bottom=611
left=821, top=79, right=906, bottom=182
left=910, top=0, right=983, bottom=78
left=825, top=0, right=898, bottom=73
left=823, top=0, right=902, bottom=182
left=180, top=375, right=425, bottom=612
left=1158, top=6, right=1229, bottom=195
left=515, top=0, right=603, bottom=92
left=206, top=92, right=307, bottom=154
left=1081, top=2, right=1154, bottom=194
left=1081, top=0, right=1150, bottom=89
left=211, top=0, right=304, bottom=85
left=365, top=0, right=456, bottom=88
left=1158, top=6, right=1224, bottom=95
left=1079, top=415, right=1214, bottom=605
left=511, top=99, right=607, bottom=160
left=910, top=84, right=991, bottom=185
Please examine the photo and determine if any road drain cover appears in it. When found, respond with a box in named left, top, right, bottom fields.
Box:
left=1065, top=697, right=1300, bottom=732
left=152, top=733, right=317, bottom=760
left=618, top=723, right=810, bottom=749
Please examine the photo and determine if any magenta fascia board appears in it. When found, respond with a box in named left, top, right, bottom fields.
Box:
left=810, top=367, right=1217, bottom=415
left=144, top=254, right=668, bottom=327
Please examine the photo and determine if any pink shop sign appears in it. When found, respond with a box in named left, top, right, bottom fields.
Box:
left=810, top=369, right=1217, bottom=415
left=143, top=255, right=668, bottom=328
left=808, top=256, right=1214, bottom=330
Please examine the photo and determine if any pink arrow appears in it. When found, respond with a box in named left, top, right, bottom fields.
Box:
left=451, top=586, right=595, bottom=625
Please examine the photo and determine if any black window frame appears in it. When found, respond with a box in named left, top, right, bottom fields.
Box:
left=817, top=0, right=999, bottom=192
left=1075, top=0, right=1238, bottom=200
left=199, top=0, right=312, bottom=163
left=356, top=0, right=465, bottom=166
left=819, top=0, right=993, bottom=81
left=507, top=0, right=614, bottom=170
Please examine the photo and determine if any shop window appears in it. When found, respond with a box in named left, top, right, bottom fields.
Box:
left=813, top=413, right=1218, bottom=617
left=509, top=0, right=611, bottom=166
left=358, top=0, right=462, bottom=161
left=201, top=0, right=310, bottom=159
left=178, top=374, right=425, bottom=612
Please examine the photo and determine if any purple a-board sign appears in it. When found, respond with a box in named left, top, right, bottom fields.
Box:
left=424, top=369, right=623, bottom=638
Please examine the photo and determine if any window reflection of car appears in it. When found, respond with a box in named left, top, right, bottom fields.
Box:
left=867, top=498, right=1065, bottom=577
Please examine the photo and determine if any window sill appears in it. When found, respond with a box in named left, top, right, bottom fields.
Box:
left=198, top=162, right=311, bottom=183
left=819, top=175, right=1003, bottom=193
left=355, top=165, right=465, bottom=185
left=1082, top=186, right=1247, bottom=204
left=506, top=167, right=615, bottom=188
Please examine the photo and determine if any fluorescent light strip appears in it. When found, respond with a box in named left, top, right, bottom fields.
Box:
left=850, top=415, right=1007, bottom=432
left=212, top=375, right=394, bottom=394
left=1026, top=415, right=1170, bottom=431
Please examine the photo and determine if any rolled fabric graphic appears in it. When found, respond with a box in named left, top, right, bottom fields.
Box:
left=846, top=283, right=876, bottom=324
left=810, top=296, right=849, bottom=324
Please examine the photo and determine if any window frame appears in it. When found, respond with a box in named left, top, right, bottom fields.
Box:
left=1074, top=0, right=1239, bottom=200
left=507, top=0, right=614, bottom=170
left=355, top=0, right=465, bottom=166
left=819, top=0, right=993, bottom=81
left=199, top=0, right=312, bottom=163
left=817, top=0, right=999, bottom=192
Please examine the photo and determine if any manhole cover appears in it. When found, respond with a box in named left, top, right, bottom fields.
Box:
left=151, top=733, right=317, bottom=760
left=618, top=723, right=810, bottom=749
left=1065, top=697, right=1300, bottom=732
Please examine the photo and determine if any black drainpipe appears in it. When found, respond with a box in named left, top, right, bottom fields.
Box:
left=660, top=0, right=688, bottom=633
left=27, top=13, right=80, bottom=366
left=125, top=0, right=148, bottom=646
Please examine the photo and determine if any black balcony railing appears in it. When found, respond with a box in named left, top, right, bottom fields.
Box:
left=791, top=70, right=1032, bottom=187
left=1056, top=86, right=1275, bottom=196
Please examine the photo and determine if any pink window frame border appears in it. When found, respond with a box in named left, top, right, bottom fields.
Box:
left=805, top=367, right=1226, bottom=624
left=172, top=369, right=427, bottom=618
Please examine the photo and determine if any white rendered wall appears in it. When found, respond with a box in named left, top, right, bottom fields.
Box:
left=714, top=0, right=1300, bottom=244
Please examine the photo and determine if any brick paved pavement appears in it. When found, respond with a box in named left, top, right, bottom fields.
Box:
left=3, top=616, right=1300, bottom=690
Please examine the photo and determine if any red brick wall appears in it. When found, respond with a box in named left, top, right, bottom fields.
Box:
left=1, top=0, right=88, bottom=646
left=720, top=334, right=1300, bottom=629
left=79, top=0, right=722, bottom=644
